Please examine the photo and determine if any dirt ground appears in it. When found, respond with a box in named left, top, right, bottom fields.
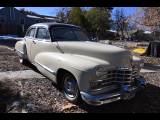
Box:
left=0, top=45, right=160, bottom=113
left=0, top=46, right=29, bottom=72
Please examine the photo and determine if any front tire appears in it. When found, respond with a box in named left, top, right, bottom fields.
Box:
left=62, top=73, right=81, bottom=103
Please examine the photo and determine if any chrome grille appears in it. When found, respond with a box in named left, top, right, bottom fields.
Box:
left=97, top=68, right=135, bottom=83
left=90, top=68, right=136, bottom=91
left=106, top=68, right=133, bottom=82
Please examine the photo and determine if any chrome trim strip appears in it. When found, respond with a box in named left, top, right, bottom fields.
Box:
left=16, top=49, right=24, bottom=55
left=35, top=61, right=56, bottom=75
left=80, top=91, right=121, bottom=106
left=92, top=77, right=133, bottom=82
left=89, top=84, right=120, bottom=93
left=91, top=80, right=134, bottom=86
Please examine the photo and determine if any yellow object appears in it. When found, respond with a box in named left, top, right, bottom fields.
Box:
left=132, top=48, right=146, bottom=54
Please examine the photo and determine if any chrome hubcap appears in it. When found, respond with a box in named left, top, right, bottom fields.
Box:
left=19, top=58, right=23, bottom=63
left=64, top=76, right=78, bottom=98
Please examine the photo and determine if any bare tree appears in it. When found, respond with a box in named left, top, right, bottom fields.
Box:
left=128, top=7, right=160, bottom=40
left=56, top=7, right=71, bottom=23
left=126, top=8, right=145, bottom=30
left=142, top=7, right=160, bottom=40
left=114, top=9, right=129, bottom=41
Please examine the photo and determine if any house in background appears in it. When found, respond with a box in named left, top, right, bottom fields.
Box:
left=0, top=7, right=59, bottom=36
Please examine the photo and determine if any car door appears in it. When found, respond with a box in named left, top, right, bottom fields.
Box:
left=30, top=27, right=53, bottom=63
left=25, top=27, right=37, bottom=62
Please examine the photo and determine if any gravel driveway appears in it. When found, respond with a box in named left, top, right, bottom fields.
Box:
left=0, top=45, right=160, bottom=113
left=0, top=46, right=29, bottom=72
left=1, top=73, right=160, bottom=113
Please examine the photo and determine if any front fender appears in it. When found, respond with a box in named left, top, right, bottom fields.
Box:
left=34, top=52, right=108, bottom=91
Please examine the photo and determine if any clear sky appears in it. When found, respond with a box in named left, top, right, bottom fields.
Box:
left=112, top=7, right=137, bottom=16
left=0, top=7, right=138, bottom=18
left=15, top=7, right=60, bottom=16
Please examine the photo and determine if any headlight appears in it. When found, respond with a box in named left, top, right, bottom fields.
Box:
left=96, top=66, right=108, bottom=73
left=95, top=66, right=108, bottom=78
left=91, top=66, right=108, bottom=90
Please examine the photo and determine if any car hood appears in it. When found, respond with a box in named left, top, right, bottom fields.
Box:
left=57, top=41, right=132, bottom=68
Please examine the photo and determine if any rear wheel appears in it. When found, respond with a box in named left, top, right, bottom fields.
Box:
left=62, top=72, right=81, bottom=103
left=19, top=57, right=28, bottom=65
left=19, top=46, right=28, bottom=65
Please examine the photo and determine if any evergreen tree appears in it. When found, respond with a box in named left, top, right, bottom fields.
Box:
left=86, top=7, right=112, bottom=40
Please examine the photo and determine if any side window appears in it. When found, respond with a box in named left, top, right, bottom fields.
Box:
left=36, top=28, right=50, bottom=40
left=26, top=28, right=36, bottom=37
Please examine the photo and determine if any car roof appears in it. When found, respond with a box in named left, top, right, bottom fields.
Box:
left=30, top=22, right=81, bottom=29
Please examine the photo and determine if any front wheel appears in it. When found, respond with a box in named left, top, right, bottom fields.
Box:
left=62, top=73, right=81, bottom=103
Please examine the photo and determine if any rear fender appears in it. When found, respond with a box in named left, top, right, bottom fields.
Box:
left=15, top=40, right=27, bottom=59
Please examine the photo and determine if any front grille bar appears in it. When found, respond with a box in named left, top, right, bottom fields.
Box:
left=96, top=68, right=137, bottom=85
left=90, top=68, right=138, bottom=92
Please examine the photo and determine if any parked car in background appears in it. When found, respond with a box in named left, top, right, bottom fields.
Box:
left=15, top=22, right=147, bottom=106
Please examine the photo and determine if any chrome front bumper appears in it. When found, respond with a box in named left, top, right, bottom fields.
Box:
left=80, top=77, right=147, bottom=106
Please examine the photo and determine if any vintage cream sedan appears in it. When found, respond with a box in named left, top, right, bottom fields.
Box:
left=15, top=22, right=146, bottom=106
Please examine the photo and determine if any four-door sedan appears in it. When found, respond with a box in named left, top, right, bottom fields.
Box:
left=15, top=22, right=146, bottom=106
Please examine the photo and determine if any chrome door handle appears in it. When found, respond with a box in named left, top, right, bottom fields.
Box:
left=32, top=40, right=36, bottom=44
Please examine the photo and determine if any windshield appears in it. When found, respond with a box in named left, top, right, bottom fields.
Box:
left=50, top=27, right=90, bottom=41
